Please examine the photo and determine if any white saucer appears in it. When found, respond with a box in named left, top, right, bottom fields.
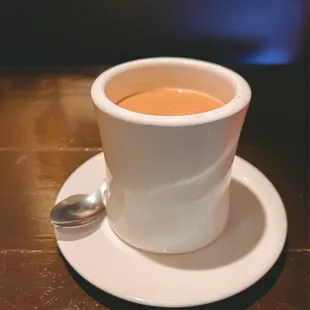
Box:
left=55, top=153, right=287, bottom=308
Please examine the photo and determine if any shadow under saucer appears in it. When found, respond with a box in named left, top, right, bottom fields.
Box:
left=61, top=249, right=286, bottom=310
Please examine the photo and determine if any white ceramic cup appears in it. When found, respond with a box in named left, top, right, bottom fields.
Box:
left=91, top=58, right=251, bottom=254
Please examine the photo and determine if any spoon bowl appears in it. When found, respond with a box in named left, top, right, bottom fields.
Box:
left=50, top=186, right=106, bottom=228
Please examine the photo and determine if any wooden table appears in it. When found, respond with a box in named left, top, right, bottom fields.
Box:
left=0, top=65, right=308, bottom=310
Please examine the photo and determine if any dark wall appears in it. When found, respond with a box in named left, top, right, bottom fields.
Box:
left=0, top=0, right=308, bottom=65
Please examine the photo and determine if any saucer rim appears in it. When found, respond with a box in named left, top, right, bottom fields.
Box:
left=55, top=153, right=287, bottom=307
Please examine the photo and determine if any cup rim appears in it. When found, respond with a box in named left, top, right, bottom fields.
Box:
left=91, top=57, right=251, bottom=127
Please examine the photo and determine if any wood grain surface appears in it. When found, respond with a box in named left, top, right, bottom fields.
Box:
left=0, top=65, right=308, bottom=310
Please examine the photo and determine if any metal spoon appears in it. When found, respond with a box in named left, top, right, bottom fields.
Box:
left=50, top=184, right=106, bottom=228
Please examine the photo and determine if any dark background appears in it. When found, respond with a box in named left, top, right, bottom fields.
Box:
left=0, top=0, right=308, bottom=65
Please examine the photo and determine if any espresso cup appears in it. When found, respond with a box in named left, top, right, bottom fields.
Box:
left=91, top=58, right=251, bottom=254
